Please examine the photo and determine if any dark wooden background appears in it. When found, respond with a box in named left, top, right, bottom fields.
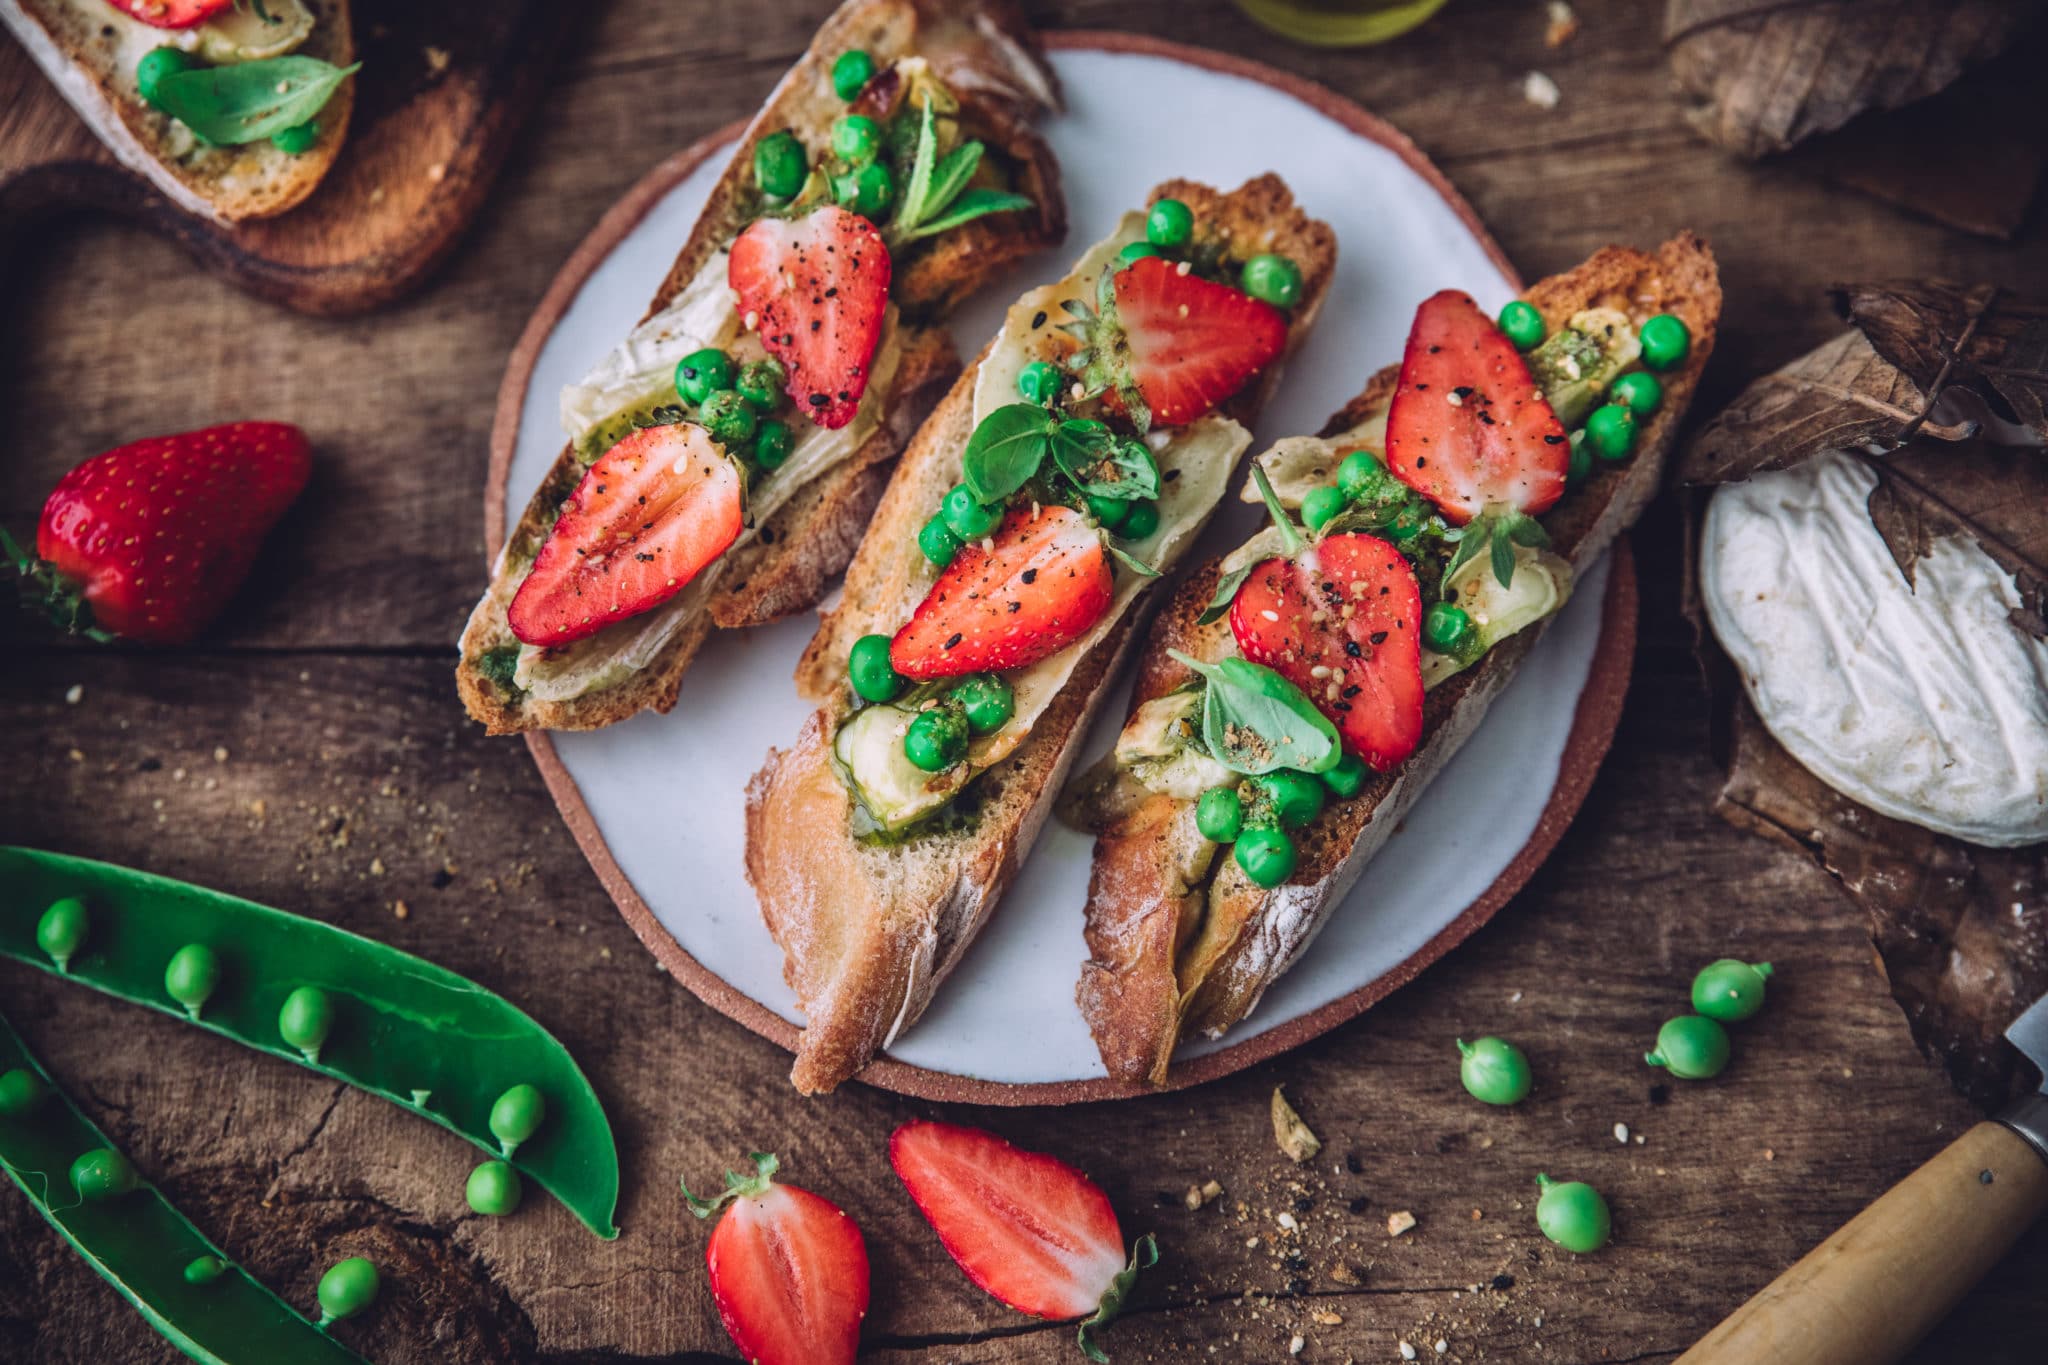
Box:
left=4, top=2, right=2045, bottom=1361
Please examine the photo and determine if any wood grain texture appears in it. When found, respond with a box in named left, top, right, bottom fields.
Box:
left=2, top=1, right=2047, bottom=1361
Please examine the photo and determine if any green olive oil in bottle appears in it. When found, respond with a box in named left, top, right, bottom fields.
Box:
left=1232, top=0, right=1451, bottom=46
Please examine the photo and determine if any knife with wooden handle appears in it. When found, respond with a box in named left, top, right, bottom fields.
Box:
left=1679, top=991, right=2048, bottom=1365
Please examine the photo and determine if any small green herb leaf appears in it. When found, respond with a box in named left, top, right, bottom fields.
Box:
left=151, top=56, right=358, bottom=147
left=1196, top=562, right=1254, bottom=626
left=1490, top=523, right=1517, bottom=588
left=1109, top=545, right=1161, bottom=578
left=904, top=187, right=1037, bottom=241
left=886, top=95, right=1033, bottom=245
left=961, top=404, right=1057, bottom=504
left=1053, top=421, right=1159, bottom=500
left=1170, top=650, right=1340, bottom=776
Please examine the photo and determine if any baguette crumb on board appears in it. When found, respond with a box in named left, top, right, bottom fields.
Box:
left=454, top=0, right=1065, bottom=737
left=1080, top=233, right=1722, bottom=1086
left=747, top=174, right=1339, bottom=1095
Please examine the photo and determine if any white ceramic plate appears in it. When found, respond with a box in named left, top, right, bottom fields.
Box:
left=493, top=36, right=1630, bottom=1100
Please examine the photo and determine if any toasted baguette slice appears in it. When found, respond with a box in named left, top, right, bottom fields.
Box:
left=3, top=0, right=355, bottom=223
left=1076, top=234, right=1722, bottom=1086
left=455, top=0, right=1064, bottom=736
left=746, top=175, right=1339, bottom=1094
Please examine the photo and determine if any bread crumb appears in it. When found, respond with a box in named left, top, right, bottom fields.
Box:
left=393, top=900, right=410, bottom=920
left=1544, top=1, right=1579, bottom=47
left=1614, top=1123, right=1630, bottom=1143
left=64, top=685, right=83, bottom=704
left=1327, top=1262, right=1362, bottom=1286
left=424, top=45, right=451, bottom=74
left=1311, top=1309, right=1343, bottom=1326
left=1400, top=1343, right=1417, bottom=1361
left=1387, top=1210, right=1417, bottom=1236
left=1288, top=1334, right=1304, bottom=1355
left=1272, top=1088, right=1321, bottom=1163
left=1523, top=71, right=1561, bottom=109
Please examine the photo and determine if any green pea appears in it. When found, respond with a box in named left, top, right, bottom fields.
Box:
left=1319, top=752, right=1368, bottom=800
left=1335, top=450, right=1385, bottom=501
left=1644, top=1014, right=1730, bottom=1080
left=1386, top=503, right=1428, bottom=544
left=1239, top=254, right=1302, bottom=308
left=1691, top=959, right=1773, bottom=1023
left=699, top=390, right=758, bottom=447
left=674, top=348, right=735, bottom=405
left=1085, top=494, right=1132, bottom=531
left=1497, top=300, right=1545, bottom=351
left=489, top=1084, right=547, bottom=1158
left=37, top=897, right=87, bottom=973
left=0, top=1067, right=49, bottom=1117
left=832, top=114, right=881, bottom=164
left=70, top=1148, right=139, bottom=1201
left=1457, top=1036, right=1533, bottom=1106
left=136, top=46, right=194, bottom=105
left=316, top=1256, right=380, bottom=1326
left=1639, top=313, right=1691, bottom=371
left=1301, top=484, right=1349, bottom=534
left=941, top=484, right=1001, bottom=541
left=753, top=130, right=807, bottom=199
left=1423, top=602, right=1474, bottom=655
left=163, top=943, right=221, bottom=1021
left=753, top=419, right=794, bottom=470
left=919, top=513, right=963, bottom=567
left=848, top=634, right=905, bottom=703
left=835, top=161, right=894, bottom=219
left=952, top=674, right=1015, bottom=735
left=1584, top=403, right=1636, bottom=462
left=1255, top=770, right=1325, bottom=830
left=1196, top=785, right=1244, bottom=843
left=1120, top=499, right=1160, bottom=540
left=278, top=986, right=334, bottom=1064
left=904, top=705, right=970, bottom=773
left=737, top=357, right=786, bottom=411
left=466, top=1159, right=524, bottom=1217
left=1146, top=198, right=1193, bottom=249
left=1017, top=360, right=1062, bottom=406
left=183, top=1254, right=228, bottom=1286
left=1609, top=370, right=1662, bottom=416
left=831, top=49, right=876, bottom=101
left=1119, top=241, right=1164, bottom=266
left=1234, top=826, right=1297, bottom=888
left=1534, top=1174, right=1611, bottom=1253
left=270, top=121, right=318, bottom=155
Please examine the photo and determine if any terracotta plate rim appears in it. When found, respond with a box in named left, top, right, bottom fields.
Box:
left=484, top=30, right=1638, bottom=1106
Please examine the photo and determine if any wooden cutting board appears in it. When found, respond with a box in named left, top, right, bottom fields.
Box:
left=0, top=0, right=570, bottom=315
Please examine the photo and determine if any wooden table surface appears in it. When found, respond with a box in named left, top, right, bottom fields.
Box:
left=5, top=2, right=2046, bottom=1361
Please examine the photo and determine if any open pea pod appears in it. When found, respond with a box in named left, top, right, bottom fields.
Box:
left=0, top=1012, right=368, bottom=1364
left=0, top=847, right=619, bottom=1238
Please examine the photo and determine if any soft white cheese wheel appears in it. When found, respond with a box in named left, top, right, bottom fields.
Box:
left=1700, top=450, right=2048, bottom=847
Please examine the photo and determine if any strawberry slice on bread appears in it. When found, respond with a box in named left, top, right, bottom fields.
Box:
left=729, top=205, right=892, bottom=430
left=103, top=0, right=232, bottom=27
left=1084, top=255, right=1288, bottom=428
left=508, top=423, right=744, bottom=649
left=890, top=1120, right=1154, bottom=1362
left=1385, top=289, right=1568, bottom=524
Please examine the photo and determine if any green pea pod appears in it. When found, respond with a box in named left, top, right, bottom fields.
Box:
left=0, top=1012, right=367, bottom=1364
left=0, top=847, right=620, bottom=1239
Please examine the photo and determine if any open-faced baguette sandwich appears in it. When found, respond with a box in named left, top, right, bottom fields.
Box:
left=456, top=0, right=1064, bottom=735
left=2, top=0, right=358, bottom=222
left=746, top=175, right=1337, bottom=1094
left=1062, top=235, right=1721, bottom=1086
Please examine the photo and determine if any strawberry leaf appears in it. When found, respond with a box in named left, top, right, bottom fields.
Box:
left=1196, top=562, right=1253, bottom=626
left=1077, top=1234, right=1158, bottom=1364
left=1108, top=545, right=1160, bottom=578
left=961, top=404, right=1058, bottom=505
left=1489, top=522, right=1517, bottom=589
left=681, top=1151, right=779, bottom=1219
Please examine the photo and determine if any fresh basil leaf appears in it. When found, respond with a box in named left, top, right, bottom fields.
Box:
left=1490, top=522, right=1517, bottom=588
left=1444, top=522, right=1486, bottom=580
left=961, top=404, right=1056, bottom=504
left=1109, top=545, right=1160, bottom=578
left=902, top=187, right=1036, bottom=242
left=1505, top=511, right=1551, bottom=548
left=1196, top=562, right=1254, bottom=626
left=1053, top=421, right=1159, bottom=500
left=152, top=57, right=358, bottom=147
left=1169, top=650, right=1340, bottom=776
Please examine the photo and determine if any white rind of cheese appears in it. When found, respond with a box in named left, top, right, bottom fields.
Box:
left=1701, top=450, right=2048, bottom=847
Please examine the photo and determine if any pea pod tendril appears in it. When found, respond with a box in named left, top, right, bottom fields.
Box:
left=0, top=846, right=620, bottom=1238
left=0, top=1011, right=368, bottom=1364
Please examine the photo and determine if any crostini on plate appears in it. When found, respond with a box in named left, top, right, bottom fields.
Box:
left=746, top=174, right=1337, bottom=1094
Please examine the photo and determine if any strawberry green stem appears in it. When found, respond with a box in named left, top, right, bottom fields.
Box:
left=1, top=525, right=113, bottom=642
left=1077, top=1233, right=1157, bottom=1363
left=682, top=1151, right=780, bottom=1219
left=1249, top=464, right=1302, bottom=558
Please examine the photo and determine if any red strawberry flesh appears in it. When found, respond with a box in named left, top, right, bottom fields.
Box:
left=104, top=0, right=232, bottom=27
left=890, top=1120, right=1129, bottom=1321
left=1229, top=533, right=1425, bottom=772
left=890, top=504, right=1113, bottom=681
left=705, top=1181, right=869, bottom=1365
left=1113, top=255, right=1287, bottom=427
left=507, top=423, right=743, bottom=648
left=1385, top=289, right=1568, bottom=524
left=729, top=205, right=891, bottom=430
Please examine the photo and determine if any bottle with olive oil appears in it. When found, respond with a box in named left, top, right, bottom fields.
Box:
left=1233, top=0, right=1451, bottom=46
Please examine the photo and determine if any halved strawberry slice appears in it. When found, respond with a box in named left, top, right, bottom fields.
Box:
left=729, top=205, right=891, bottom=430
left=685, top=1153, right=869, bottom=1365
left=1101, top=256, right=1287, bottom=427
left=1230, top=532, right=1424, bottom=771
left=1385, top=290, right=1568, bottom=525
left=507, top=423, right=743, bottom=648
left=890, top=1120, right=1155, bottom=1362
left=889, top=504, right=1114, bottom=680
left=104, top=0, right=231, bottom=27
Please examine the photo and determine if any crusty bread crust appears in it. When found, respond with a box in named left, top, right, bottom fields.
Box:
left=455, top=0, right=1064, bottom=736
left=746, top=175, right=1338, bottom=1094
left=4, top=0, right=355, bottom=223
left=1079, top=234, right=1723, bottom=1085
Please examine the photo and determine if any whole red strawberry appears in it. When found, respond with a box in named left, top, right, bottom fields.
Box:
left=7, top=421, right=311, bottom=645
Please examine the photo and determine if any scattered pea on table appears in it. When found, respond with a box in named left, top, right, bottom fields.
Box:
left=1457, top=1036, right=1533, bottom=1106
left=1645, top=1014, right=1731, bottom=1079
left=1692, top=959, right=1773, bottom=1023
left=1535, top=1173, right=1611, bottom=1252
left=467, top=1160, right=524, bottom=1217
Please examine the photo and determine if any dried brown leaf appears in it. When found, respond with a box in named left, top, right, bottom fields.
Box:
left=1663, top=0, right=2028, bottom=159
left=1862, top=445, right=2048, bottom=640
left=1271, top=1086, right=1320, bottom=1163
left=1837, top=282, right=2048, bottom=440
